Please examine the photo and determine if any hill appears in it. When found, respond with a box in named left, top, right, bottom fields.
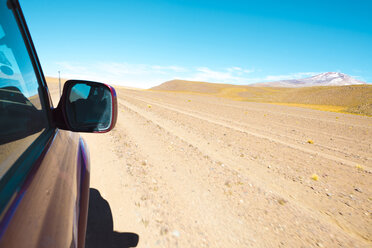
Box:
left=151, top=79, right=234, bottom=93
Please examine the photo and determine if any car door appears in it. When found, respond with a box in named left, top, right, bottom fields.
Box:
left=0, top=0, right=89, bottom=247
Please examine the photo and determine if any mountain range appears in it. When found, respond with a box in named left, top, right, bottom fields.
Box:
left=250, top=72, right=366, bottom=87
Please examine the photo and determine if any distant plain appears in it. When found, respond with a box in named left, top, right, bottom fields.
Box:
left=152, top=80, right=372, bottom=116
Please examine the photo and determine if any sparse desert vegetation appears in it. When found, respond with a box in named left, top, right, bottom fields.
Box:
left=152, top=80, right=372, bottom=116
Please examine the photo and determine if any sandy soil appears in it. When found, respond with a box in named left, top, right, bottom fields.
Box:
left=51, top=85, right=372, bottom=247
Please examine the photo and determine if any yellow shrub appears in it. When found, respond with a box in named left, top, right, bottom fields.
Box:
left=311, top=174, right=319, bottom=181
left=356, top=164, right=364, bottom=171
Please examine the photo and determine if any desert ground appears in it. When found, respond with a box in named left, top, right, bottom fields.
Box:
left=48, top=80, right=372, bottom=248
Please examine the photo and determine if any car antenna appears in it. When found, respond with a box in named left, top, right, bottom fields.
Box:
left=58, top=70, right=61, bottom=98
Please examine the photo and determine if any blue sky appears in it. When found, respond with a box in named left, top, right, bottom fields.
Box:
left=20, top=0, right=372, bottom=88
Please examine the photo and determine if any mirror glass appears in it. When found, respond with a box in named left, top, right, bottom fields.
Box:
left=66, top=82, right=113, bottom=132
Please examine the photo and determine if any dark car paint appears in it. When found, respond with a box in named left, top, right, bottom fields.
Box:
left=0, top=0, right=114, bottom=247
left=0, top=130, right=88, bottom=247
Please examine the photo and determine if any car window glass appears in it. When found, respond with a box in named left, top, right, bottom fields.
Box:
left=0, top=1, right=48, bottom=179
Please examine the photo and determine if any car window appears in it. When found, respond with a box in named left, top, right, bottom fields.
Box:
left=0, top=0, right=48, bottom=179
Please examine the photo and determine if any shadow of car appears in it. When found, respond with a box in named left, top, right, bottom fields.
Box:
left=86, top=189, right=139, bottom=248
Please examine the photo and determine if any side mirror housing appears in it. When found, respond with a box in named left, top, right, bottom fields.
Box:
left=54, top=80, right=117, bottom=133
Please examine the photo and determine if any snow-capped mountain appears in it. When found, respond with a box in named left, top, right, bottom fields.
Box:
left=251, top=72, right=366, bottom=87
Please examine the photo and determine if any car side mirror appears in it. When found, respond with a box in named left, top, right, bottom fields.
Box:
left=55, top=80, right=117, bottom=133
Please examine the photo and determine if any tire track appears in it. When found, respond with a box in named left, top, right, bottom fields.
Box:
left=140, top=90, right=372, bottom=129
left=123, top=93, right=372, bottom=163
left=118, top=96, right=372, bottom=173
left=117, top=97, right=371, bottom=246
left=121, top=90, right=371, bottom=153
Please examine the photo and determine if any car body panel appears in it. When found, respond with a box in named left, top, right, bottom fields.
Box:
left=0, top=130, right=89, bottom=248
left=77, top=137, right=90, bottom=248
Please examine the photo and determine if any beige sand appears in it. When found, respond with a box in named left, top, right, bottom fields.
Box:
left=49, top=82, right=371, bottom=247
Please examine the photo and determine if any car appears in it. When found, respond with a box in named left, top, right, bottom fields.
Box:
left=0, top=0, right=118, bottom=247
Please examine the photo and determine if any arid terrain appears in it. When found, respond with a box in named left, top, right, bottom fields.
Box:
left=48, top=79, right=372, bottom=247
left=153, top=79, right=372, bottom=116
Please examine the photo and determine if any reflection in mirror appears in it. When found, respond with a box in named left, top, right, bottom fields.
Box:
left=66, top=83, right=113, bottom=132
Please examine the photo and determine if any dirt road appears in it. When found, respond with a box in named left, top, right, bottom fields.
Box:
left=77, top=87, right=372, bottom=248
